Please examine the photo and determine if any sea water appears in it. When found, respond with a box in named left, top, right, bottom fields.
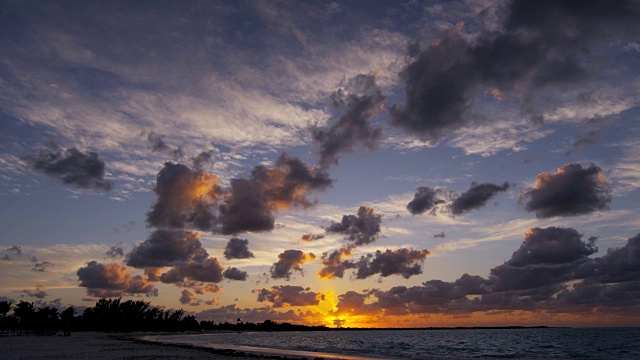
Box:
left=151, top=327, right=640, bottom=359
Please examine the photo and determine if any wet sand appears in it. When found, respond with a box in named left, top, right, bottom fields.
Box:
left=0, top=332, right=324, bottom=360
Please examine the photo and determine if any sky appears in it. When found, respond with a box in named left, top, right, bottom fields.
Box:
left=1, top=0, right=640, bottom=328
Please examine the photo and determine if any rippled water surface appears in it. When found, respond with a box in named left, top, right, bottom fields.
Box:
left=156, top=328, right=640, bottom=359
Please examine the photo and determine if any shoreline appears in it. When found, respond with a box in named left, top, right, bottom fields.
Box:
left=138, top=333, right=394, bottom=360
left=0, top=331, right=387, bottom=360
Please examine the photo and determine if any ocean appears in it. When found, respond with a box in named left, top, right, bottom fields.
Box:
left=150, top=327, right=640, bottom=359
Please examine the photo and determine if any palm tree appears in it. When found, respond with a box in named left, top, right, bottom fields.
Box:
left=0, top=301, right=11, bottom=332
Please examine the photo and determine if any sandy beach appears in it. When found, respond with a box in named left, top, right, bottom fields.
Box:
left=0, top=332, right=320, bottom=360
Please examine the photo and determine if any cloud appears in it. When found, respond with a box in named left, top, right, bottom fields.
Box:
left=179, top=289, right=198, bottom=306
left=218, top=154, right=332, bottom=234
left=145, top=131, right=184, bottom=159
left=25, top=143, right=114, bottom=191
left=332, top=290, right=379, bottom=316
left=223, top=267, right=248, bottom=281
left=146, top=162, right=221, bottom=231
left=406, top=187, right=445, bottom=215
left=433, top=232, right=446, bottom=238
left=196, top=304, right=310, bottom=324
left=31, top=261, right=53, bottom=272
left=159, top=257, right=224, bottom=284
left=354, top=248, right=431, bottom=279
left=312, top=72, right=386, bottom=167
left=391, top=1, right=640, bottom=142
left=449, top=182, right=510, bottom=216
left=270, top=250, right=316, bottom=280
left=254, top=285, right=324, bottom=307
left=301, top=233, right=325, bottom=242
left=105, top=242, right=125, bottom=259
left=77, top=261, right=158, bottom=297
left=506, top=227, right=598, bottom=267
left=6, top=245, right=22, bottom=256
left=317, top=246, right=356, bottom=279
left=521, top=163, right=612, bottom=218
left=326, top=206, right=382, bottom=246
left=223, top=238, right=255, bottom=260
left=126, top=229, right=207, bottom=268
left=176, top=281, right=221, bottom=295
left=22, top=285, right=48, bottom=299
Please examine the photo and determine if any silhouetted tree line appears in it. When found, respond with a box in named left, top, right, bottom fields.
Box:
left=0, top=299, right=328, bottom=334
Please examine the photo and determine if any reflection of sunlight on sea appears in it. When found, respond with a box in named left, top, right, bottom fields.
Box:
left=147, top=328, right=640, bottom=359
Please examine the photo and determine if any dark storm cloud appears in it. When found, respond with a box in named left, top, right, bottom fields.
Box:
left=159, top=257, right=224, bottom=284
left=146, top=162, right=221, bottom=231
left=105, top=242, right=125, bottom=259
left=391, top=1, right=640, bottom=141
left=326, top=206, right=382, bottom=246
left=146, top=132, right=184, bottom=159
left=354, top=248, right=431, bottom=279
left=270, top=250, right=316, bottom=280
left=25, top=143, right=114, bottom=191
left=223, top=238, right=255, bottom=260
left=521, top=163, right=612, bottom=218
left=407, top=187, right=445, bottom=215
left=223, top=267, right=248, bottom=281
left=31, top=261, right=52, bottom=272
left=22, top=285, right=48, bottom=299
left=313, top=72, right=386, bottom=167
left=254, top=285, right=324, bottom=307
left=507, top=227, right=598, bottom=267
left=317, top=246, right=357, bottom=279
left=77, top=261, right=158, bottom=297
left=126, top=229, right=207, bottom=268
left=449, top=182, right=511, bottom=216
left=301, top=233, right=325, bottom=242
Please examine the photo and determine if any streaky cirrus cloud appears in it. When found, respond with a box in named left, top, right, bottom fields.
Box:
left=25, top=143, right=114, bottom=191
left=354, top=248, right=431, bottom=279
left=312, top=72, right=386, bottom=168
left=223, top=267, right=249, bottom=281
left=223, top=238, right=255, bottom=260
left=317, top=245, right=356, bottom=280
left=521, top=163, right=612, bottom=218
left=270, top=250, right=316, bottom=280
left=326, top=206, right=382, bottom=246
left=77, top=261, right=158, bottom=298
left=406, top=187, right=445, bottom=215
left=254, top=285, right=325, bottom=308
left=449, top=182, right=511, bottom=216
left=391, top=0, right=640, bottom=142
